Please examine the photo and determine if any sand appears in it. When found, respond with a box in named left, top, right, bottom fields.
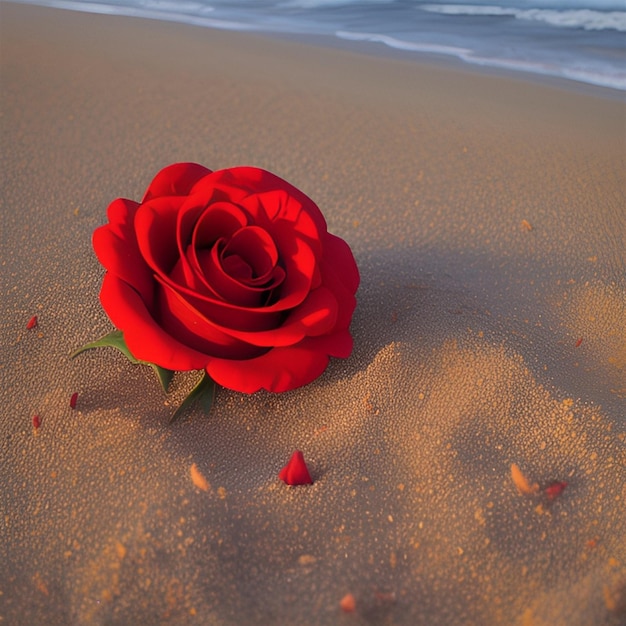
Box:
left=1, top=3, right=625, bottom=625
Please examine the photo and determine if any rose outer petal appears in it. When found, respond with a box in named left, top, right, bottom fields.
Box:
left=100, top=273, right=210, bottom=371
left=242, top=190, right=324, bottom=259
left=142, top=162, right=212, bottom=202
left=317, top=257, right=357, bottom=332
left=192, top=167, right=328, bottom=232
left=323, top=233, right=360, bottom=295
left=206, top=331, right=352, bottom=393
left=135, top=195, right=189, bottom=278
left=93, top=198, right=154, bottom=307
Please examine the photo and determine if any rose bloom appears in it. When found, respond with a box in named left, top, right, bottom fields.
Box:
left=93, top=163, right=359, bottom=393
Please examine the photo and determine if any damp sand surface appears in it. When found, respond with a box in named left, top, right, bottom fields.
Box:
left=1, top=3, right=625, bottom=624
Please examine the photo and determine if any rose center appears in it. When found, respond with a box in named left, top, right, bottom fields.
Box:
left=219, top=226, right=278, bottom=287
left=221, top=254, right=253, bottom=281
left=192, top=226, right=286, bottom=307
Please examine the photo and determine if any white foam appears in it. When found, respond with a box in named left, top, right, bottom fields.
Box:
left=336, top=30, right=473, bottom=56
left=336, top=29, right=626, bottom=91
left=12, top=0, right=264, bottom=30
left=278, top=0, right=393, bottom=7
left=420, top=4, right=626, bottom=32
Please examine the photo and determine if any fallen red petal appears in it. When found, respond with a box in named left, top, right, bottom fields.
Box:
left=575, top=337, right=583, bottom=347
left=26, top=315, right=38, bottom=330
left=70, top=392, right=78, bottom=410
left=32, top=415, right=41, bottom=429
left=279, top=450, right=313, bottom=486
left=545, top=481, right=568, bottom=500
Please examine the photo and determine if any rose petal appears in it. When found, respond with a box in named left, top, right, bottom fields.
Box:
left=323, top=233, right=360, bottom=295
left=279, top=450, right=313, bottom=486
left=134, top=195, right=189, bottom=276
left=93, top=198, right=154, bottom=306
left=200, top=166, right=328, bottom=236
left=317, top=257, right=358, bottom=332
left=198, top=244, right=276, bottom=308
left=169, top=256, right=221, bottom=301
left=246, top=190, right=323, bottom=253
left=175, top=198, right=249, bottom=293
left=190, top=168, right=328, bottom=268
left=192, top=201, right=250, bottom=250
left=198, top=227, right=284, bottom=308
left=156, top=277, right=266, bottom=360
left=187, top=201, right=250, bottom=293
left=188, top=168, right=256, bottom=206
left=142, top=162, right=212, bottom=202
left=156, top=278, right=338, bottom=350
left=545, top=481, right=568, bottom=500
left=288, top=327, right=353, bottom=360
left=100, top=273, right=210, bottom=371
left=222, top=226, right=279, bottom=283
left=215, top=286, right=339, bottom=347
left=206, top=331, right=351, bottom=393
left=158, top=275, right=283, bottom=333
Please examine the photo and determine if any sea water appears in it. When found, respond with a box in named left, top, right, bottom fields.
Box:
left=6, top=0, right=626, bottom=91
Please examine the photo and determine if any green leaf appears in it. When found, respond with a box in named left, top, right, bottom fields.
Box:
left=71, top=330, right=131, bottom=360
left=150, top=365, right=174, bottom=394
left=169, top=372, right=216, bottom=424
left=71, top=330, right=174, bottom=393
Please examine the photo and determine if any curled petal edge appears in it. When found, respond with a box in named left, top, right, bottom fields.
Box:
left=100, top=273, right=210, bottom=372
left=206, top=330, right=353, bottom=393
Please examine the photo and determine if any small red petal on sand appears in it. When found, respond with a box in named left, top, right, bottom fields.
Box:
left=27, top=315, right=38, bottom=329
left=278, top=450, right=313, bottom=486
left=70, top=392, right=78, bottom=409
left=339, top=593, right=356, bottom=613
left=575, top=337, right=583, bottom=347
left=545, top=481, right=568, bottom=500
left=32, top=415, right=41, bottom=429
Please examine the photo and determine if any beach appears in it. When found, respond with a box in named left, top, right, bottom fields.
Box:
left=1, top=2, right=625, bottom=624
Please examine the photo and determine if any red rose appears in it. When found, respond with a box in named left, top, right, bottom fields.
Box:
left=93, top=163, right=359, bottom=393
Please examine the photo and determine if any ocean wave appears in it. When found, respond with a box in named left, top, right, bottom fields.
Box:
left=277, top=0, right=394, bottom=7
left=420, top=4, right=626, bottom=32
left=10, top=0, right=269, bottom=30
left=336, top=29, right=626, bottom=90
left=336, top=30, right=472, bottom=56
left=8, top=0, right=626, bottom=91
left=133, top=1, right=214, bottom=13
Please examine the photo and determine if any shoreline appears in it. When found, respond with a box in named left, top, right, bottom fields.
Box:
left=3, top=0, right=626, bottom=100
left=273, top=30, right=626, bottom=103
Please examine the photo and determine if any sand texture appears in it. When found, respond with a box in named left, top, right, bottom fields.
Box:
left=1, top=3, right=625, bottom=625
